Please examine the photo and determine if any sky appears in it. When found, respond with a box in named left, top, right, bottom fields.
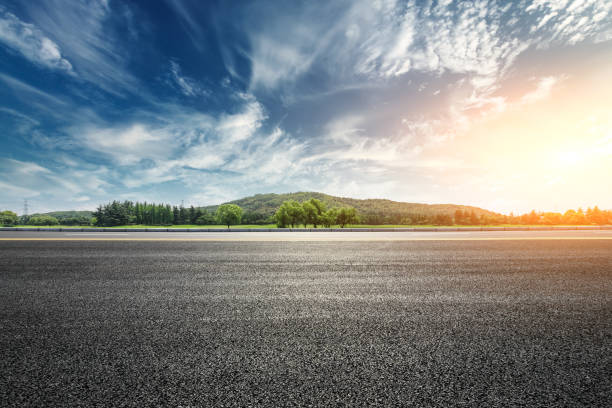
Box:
left=0, top=0, right=611, bottom=215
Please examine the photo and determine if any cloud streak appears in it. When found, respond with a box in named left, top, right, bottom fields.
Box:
left=0, top=7, right=72, bottom=72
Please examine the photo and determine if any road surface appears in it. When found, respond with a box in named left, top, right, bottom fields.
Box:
left=1, top=237, right=610, bottom=406
left=1, top=229, right=612, bottom=240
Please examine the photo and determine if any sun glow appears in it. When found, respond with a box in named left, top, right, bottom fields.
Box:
left=555, top=151, right=583, bottom=166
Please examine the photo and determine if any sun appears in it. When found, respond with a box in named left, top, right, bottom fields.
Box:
left=556, top=151, right=583, bottom=166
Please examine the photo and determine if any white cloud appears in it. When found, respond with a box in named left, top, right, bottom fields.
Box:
left=243, top=0, right=611, bottom=97
left=67, top=95, right=297, bottom=190
left=521, top=76, right=561, bottom=104
left=528, top=0, right=612, bottom=46
left=0, top=180, right=40, bottom=198
left=169, top=61, right=207, bottom=97
left=0, top=156, right=114, bottom=213
left=1, top=158, right=52, bottom=175
left=249, top=32, right=318, bottom=90
left=80, top=124, right=175, bottom=165
left=0, top=8, right=73, bottom=72
left=215, top=97, right=266, bottom=142
left=0, top=72, right=67, bottom=108
left=18, top=0, right=139, bottom=95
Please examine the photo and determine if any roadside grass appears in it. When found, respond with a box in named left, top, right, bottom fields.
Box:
left=10, top=224, right=601, bottom=229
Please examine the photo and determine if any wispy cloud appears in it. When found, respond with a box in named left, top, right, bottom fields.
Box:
left=520, top=76, right=562, bottom=104
left=168, top=61, right=208, bottom=97
left=0, top=7, right=73, bottom=72
left=163, top=0, right=206, bottom=51
left=244, top=0, right=611, bottom=94
left=527, top=0, right=612, bottom=45
left=0, top=157, right=110, bottom=213
left=18, top=0, right=139, bottom=95
left=0, top=72, right=67, bottom=107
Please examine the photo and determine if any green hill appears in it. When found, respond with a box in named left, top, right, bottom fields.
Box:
left=203, top=192, right=500, bottom=224
left=33, top=211, right=93, bottom=220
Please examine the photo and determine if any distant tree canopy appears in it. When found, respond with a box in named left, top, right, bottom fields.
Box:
left=27, top=215, right=59, bottom=226
left=204, top=192, right=507, bottom=226
left=216, top=204, right=243, bottom=228
left=91, top=201, right=220, bottom=227
left=9, top=193, right=611, bottom=228
left=58, top=216, right=92, bottom=226
left=273, top=199, right=359, bottom=228
left=0, top=210, right=18, bottom=226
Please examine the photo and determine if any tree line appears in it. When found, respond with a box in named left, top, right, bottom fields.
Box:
left=1, top=204, right=611, bottom=227
left=91, top=201, right=229, bottom=227
left=274, top=198, right=357, bottom=228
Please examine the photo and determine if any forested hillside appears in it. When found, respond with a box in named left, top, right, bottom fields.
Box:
left=37, top=211, right=93, bottom=219
left=19, top=210, right=94, bottom=225
left=203, top=192, right=500, bottom=224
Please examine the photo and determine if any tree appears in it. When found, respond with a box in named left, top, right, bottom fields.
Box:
left=303, top=198, right=326, bottom=228
left=0, top=210, right=18, bottom=226
left=274, top=200, right=304, bottom=228
left=274, top=202, right=291, bottom=228
left=92, top=201, right=129, bottom=226
left=302, top=202, right=318, bottom=228
left=454, top=209, right=464, bottom=225
left=433, top=213, right=453, bottom=225
left=216, top=204, right=243, bottom=228
left=469, top=210, right=480, bottom=225
left=195, top=211, right=215, bottom=225
left=178, top=206, right=188, bottom=224
left=587, top=206, right=605, bottom=225
left=286, top=200, right=305, bottom=228
left=336, top=207, right=357, bottom=228
left=60, top=216, right=91, bottom=226
left=27, top=215, right=59, bottom=226
left=320, top=208, right=337, bottom=228
left=524, top=210, right=539, bottom=225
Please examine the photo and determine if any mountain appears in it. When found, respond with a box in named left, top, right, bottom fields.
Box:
left=203, top=192, right=501, bottom=224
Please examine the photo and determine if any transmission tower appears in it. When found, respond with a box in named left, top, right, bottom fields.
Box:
left=23, top=199, right=29, bottom=216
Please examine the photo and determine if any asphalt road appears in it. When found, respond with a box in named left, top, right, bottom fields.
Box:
left=1, top=240, right=611, bottom=406
left=1, top=229, right=612, bottom=240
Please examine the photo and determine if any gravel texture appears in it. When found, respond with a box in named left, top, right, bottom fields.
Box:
left=1, top=240, right=611, bottom=407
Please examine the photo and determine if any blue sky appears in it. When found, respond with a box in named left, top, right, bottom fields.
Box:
left=1, top=0, right=611, bottom=214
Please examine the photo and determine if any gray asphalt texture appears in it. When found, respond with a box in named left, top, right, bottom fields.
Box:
left=1, top=240, right=611, bottom=407
left=2, top=229, right=612, bottom=240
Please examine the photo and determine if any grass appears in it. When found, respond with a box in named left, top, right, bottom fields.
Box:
left=10, top=224, right=602, bottom=229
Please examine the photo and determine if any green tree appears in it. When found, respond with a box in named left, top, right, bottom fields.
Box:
left=216, top=204, right=243, bottom=228
left=286, top=200, right=305, bottom=228
left=59, top=216, right=91, bottom=226
left=92, top=201, right=129, bottom=226
left=274, top=202, right=291, bottom=228
left=302, top=202, right=318, bottom=227
left=336, top=207, right=357, bottom=228
left=0, top=210, right=18, bottom=226
left=320, top=208, right=338, bottom=228
left=28, top=215, right=59, bottom=226
left=195, top=211, right=216, bottom=225
left=303, top=198, right=326, bottom=228
left=274, top=200, right=304, bottom=228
